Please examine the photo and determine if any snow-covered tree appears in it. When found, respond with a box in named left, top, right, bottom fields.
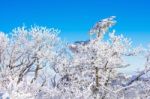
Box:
left=67, top=17, right=133, bottom=99
left=0, top=17, right=150, bottom=99
left=0, top=26, right=70, bottom=98
left=66, top=17, right=150, bottom=99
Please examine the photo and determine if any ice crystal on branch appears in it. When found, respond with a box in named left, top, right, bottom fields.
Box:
left=89, top=16, right=116, bottom=40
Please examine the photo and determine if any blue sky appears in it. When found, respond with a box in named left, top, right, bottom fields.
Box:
left=0, top=0, right=150, bottom=46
